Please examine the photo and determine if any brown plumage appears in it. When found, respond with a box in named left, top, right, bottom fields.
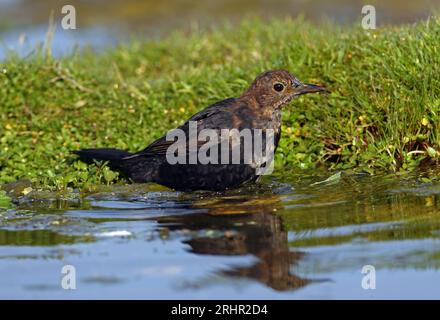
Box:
left=74, top=70, right=326, bottom=191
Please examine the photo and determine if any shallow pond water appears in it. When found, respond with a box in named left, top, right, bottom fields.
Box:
left=1, top=170, right=440, bottom=299
left=1, top=0, right=439, bottom=59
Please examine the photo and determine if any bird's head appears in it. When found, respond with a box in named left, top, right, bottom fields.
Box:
left=241, top=70, right=327, bottom=109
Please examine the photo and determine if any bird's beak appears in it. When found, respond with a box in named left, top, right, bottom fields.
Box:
left=294, top=83, right=328, bottom=96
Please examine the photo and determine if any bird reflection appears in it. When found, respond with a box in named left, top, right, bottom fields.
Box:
left=155, top=193, right=311, bottom=291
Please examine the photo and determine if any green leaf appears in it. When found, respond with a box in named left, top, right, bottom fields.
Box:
left=0, top=191, right=12, bottom=209
left=310, top=171, right=342, bottom=186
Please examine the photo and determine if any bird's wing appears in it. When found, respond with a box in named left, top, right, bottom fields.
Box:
left=125, top=98, right=238, bottom=158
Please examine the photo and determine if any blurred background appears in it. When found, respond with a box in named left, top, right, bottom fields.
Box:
left=0, top=0, right=439, bottom=59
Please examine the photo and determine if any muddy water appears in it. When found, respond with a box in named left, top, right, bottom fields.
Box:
left=1, top=170, right=439, bottom=299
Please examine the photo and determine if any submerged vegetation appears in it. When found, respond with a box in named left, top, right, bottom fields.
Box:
left=0, top=17, right=439, bottom=191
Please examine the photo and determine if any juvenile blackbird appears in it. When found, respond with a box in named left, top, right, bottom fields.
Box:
left=74, top=70, right=326, bottom=191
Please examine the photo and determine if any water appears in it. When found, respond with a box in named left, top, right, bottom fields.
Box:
left=1, top=0, right=440, bottom=300
left=1, top=171, right=440, bottom=299
left=0, top=25, right=119, bottom=60
left=1, top=0, right=439, bottom=59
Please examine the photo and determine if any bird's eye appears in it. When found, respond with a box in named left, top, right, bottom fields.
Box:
left=273, top=83, right=284, bottom=92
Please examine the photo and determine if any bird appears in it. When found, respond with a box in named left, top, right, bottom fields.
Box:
left=74, top=70, right=326, bottom=191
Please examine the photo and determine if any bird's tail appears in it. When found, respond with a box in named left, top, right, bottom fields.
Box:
left=73, top=148, right=132, bottom=171
left=73, top=148, right=158, bottom=183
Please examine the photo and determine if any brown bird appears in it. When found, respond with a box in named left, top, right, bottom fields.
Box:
left=74, top=70, right=326, bottom=191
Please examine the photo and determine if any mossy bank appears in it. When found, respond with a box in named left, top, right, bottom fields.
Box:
left=1, top=17, right=439, bottom=191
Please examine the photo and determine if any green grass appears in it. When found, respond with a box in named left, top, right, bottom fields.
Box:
left=0, top=16, right=439, bottom=191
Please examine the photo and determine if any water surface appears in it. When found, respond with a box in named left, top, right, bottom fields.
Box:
left=1, top=170, right=440, bottom=299
left=1, top=0, right=439, bottom=59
